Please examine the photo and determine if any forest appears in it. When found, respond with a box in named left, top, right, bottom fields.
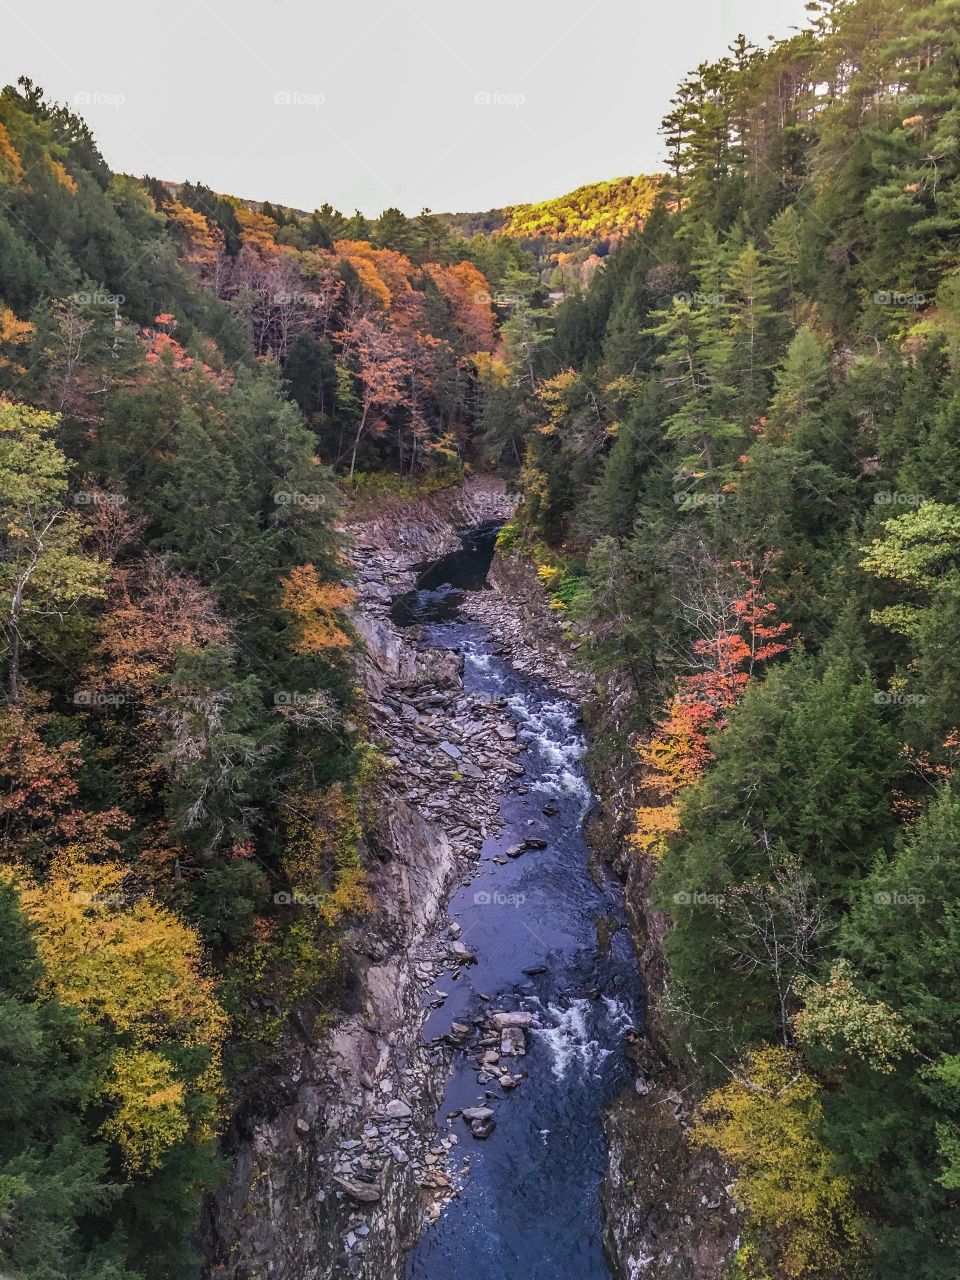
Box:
left=0, top=74, right=541, bottom=1278
left=1, top=0, right=959, bottom=1275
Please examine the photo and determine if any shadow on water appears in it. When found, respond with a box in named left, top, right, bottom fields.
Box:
left=392, top=524, right=645, bottom=1280
left=390, top=520, right=503, bottom=627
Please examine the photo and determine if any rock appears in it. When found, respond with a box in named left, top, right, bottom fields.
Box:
left=384, top=1098, right=412, bottom=1120
left=505, top=843, right=525, bottom=858
left=522, top=965, right=547, bottom=976
left=448, top=922, right=462, bottom=939
left=295, top=1118, right=311, bottom=1134
left=523, top=836, right=548, bottom=850
left=450, top=942, right=476, bottom=964
left=439, top=741, right=462, bottom=760
left=500, top=1026, right=526, bottom=1057
left=481, top=1050, right=500, bottom=1066
left=462, top=1106, right=496, bottom=1139
left=450, top=1021, right=471, bottom=1037
left=332, top=1175, right=381, bottom=1203
left=462, top=1106, right=494, bottom=1122
left=490, top=1010, right=534, bottom=1029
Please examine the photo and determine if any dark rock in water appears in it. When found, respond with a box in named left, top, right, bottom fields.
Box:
left=461, top=1106, right=496, bottom=1139
left=522, top=965, right=547, bottom=976
left=505, top=843, right=525, bottom=858
left=523, top=836, right=548, bottom=850
left=333, top=1175, right=381, bottom=1203
left=542, top=803, right=560, bottom=816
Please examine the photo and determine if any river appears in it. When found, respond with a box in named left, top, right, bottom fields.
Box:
left=392, top=525, right=644, bottom=1280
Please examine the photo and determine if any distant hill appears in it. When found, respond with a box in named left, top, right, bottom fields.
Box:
left=443, top=174, right=663, bottom=246
left=442, top=174, right=663, bottom=291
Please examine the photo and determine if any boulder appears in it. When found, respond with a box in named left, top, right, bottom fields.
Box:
left=333, top=1175, right=381, bottom=1203
left=490, top=1010, right=534, bottom=1030
left=500, top=1026, right=526, bottom=1057
left=383, top=1098, right=412, bottom=1120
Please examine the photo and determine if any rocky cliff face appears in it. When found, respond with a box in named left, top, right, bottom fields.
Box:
left=204, top=479, right=516, bottom=1280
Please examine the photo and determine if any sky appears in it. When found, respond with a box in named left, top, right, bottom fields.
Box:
left=1, top=0, right=811, bottom=216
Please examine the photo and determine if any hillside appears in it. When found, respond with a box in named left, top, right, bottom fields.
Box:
left=443, top=173, right=663, bottom=290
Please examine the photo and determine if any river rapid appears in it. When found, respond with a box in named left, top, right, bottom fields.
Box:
left=394, top=525, right=645, bottom=1280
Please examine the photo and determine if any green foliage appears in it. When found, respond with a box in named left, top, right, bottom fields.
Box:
left=496, top=5, right=960, bottom=1273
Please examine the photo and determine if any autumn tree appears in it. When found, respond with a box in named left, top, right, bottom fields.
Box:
left=0, top=401, right=107, bottom=702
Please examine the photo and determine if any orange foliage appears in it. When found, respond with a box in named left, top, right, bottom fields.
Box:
left=279, top=564, right=355, bottom=653
left=44, top=155, right=77, bottom=194
left=235, top=205, right=283, bottom=256
left=335, top=240, right=416, bottom=311
left=95, top=556, right=230, bottom=697
left=632, top=558, right=791, bottom=857
left=0, top=701, right=128, bottom=866
left=0, top=122, right=24, bottom=184
left=0, top=305, right=34, bottom=373
left=167, top=202, right=224, bottom=275
left=425, top=261, right=496, bottom=352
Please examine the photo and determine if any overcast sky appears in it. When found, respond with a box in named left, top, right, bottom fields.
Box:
left=1, top=0, right=810, bottom=216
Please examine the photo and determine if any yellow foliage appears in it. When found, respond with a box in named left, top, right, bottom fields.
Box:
left=14, top=855, right=226, bottom=1169
left=630, top=802, right=681, bottom=856
left=472, top=350, right=510, bottom=387
left=280, top=564, right=355, bottom=653
left=100, top=1049, right=189, bottom=1172
left=17, top=854, right=226, bottom=1048
left=498, top=174, right=662, bottom=241
left=793, top=961, right=912, bottom=1073
left=691, top=1046, right=862, bottom=1279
